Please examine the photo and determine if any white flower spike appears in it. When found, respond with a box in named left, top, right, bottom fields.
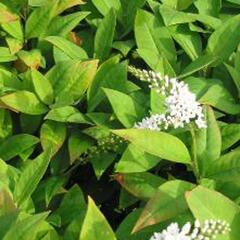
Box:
left=128, top=66, right=207, bottom=130
left=149, top=220, right=230, bottom=240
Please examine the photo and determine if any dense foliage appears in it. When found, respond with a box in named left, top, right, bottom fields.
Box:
left=0, top=0, right=240, bottom=239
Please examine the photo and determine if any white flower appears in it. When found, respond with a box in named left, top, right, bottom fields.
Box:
left=149, top=220, right=230, bottom=240
left=128, top=66, right=207, bottom=130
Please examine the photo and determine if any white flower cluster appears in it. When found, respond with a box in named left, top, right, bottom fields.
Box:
left=150, top=220, right=230, bottom=240
left=128, top=66, right=207, bottom=130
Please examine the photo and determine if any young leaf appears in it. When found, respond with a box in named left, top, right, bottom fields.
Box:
left=113, top=129, right=192, bottom=164
left=80, top=197, right=117, bottom=240
left=94, top=8, right=116, bottom=62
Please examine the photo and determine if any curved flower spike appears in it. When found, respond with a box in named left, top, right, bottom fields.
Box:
left=150, top=219, right=231, bottom=240
left=128, top=66, right=207, bottom=130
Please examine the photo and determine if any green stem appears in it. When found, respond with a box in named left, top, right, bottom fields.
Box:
left=189, top=124, right=200, bottom=182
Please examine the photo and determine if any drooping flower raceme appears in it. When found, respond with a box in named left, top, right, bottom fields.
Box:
left=128, top=66, right=207, bottom=130
left=150, top=220, right=230, bottom=240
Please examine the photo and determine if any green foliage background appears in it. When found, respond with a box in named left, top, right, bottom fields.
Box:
left=0, top=0, right=240, bottom=239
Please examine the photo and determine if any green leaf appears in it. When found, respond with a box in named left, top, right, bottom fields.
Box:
left=137, top=48, right=176, bottom=75
left=94, top=8, right=116, bottom=62
left=103, top=88, right=146, bottom=128
left=45, top=106, right=91, bottom=124
left=40, top=120, right=67, bottom=156
left=113, top=129, right=192, bottom=164
left=118, top=0, right=146, bottom=36
left=199, top=84, right=240, bottom=115
left=91, top=152, right=116, bottom=179
left=80, top=197, right=116, bottom=240
left=68, top=131, right=94, bottom=164
left=2, top=20, right=24, bottom=41
left=115, top=172, right=165, bottom=200
left=87, top=56, right=127, bottom=111
left=205, top=148, right=240, bottom=182
left=0, top=187, right=17, bottom=216
left=0, top=134, right=39, bottom=161
left=0, top=3, right=18, bottom=24
left=112, top=40, right=135, bottom=56
left=0, top=109, right=12, bottom=141
left=224, top=63, right=240, bottom=98
left=0, top=211, right=19, bottom=239
left=0, top=91, right=48, bottom=115
left=31, top=69, right=54, bottom=105
left=186, top=186, right=240, bottom=240
left=13, top=151, right=52, bottom=206
left=194, top=0, right=221, bottom=17
left=0, top=47, right=17, bottom=62
left=116, top=144, right=161, bottom=173
left=159, top=5, right=196, bottom=26
left=25, top=1, right=57, bottom=39
left=169, top=25, right=202, bottom=60
left=92, top=0, right=120, bottom=16
left=132, top=180, right=194, bottom=232
left=44, top=11, right=90, bottom=37
left=55, top=185, right=86, bottom=226
left=17, top=49, right=43, bottom=69
left=55, top=0, right=85, bottom=15
left=161, top=0, right=195, bottom=10
left=193, top=106, right=221, bottom=176
left=46, top=60, right=98, bottom=106
left=135, top=9, right=176, bottom=65
left=45, top=36, right=88, bottom=60
left=3, top=212, right=49, bottom=240
left=6, top=37, right=23, bottom=55
left=184, top=77, right=240, bottom=115
left=206, top=14, right=240, bottom=61
left=179, top=54, right=218, bottom=78
left=221, top=124, right=240, bottom=151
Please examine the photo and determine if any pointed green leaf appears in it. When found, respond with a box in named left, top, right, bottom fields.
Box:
left=113, top=129, right=192, bottom=164
left=80, top=197, right=116, bottom=240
